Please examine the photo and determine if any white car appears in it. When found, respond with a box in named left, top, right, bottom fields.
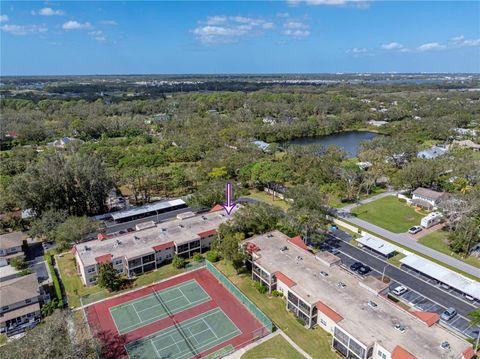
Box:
left=392, top=285, right=408, bottom=296
left=408, top=226, right=423, bottom=235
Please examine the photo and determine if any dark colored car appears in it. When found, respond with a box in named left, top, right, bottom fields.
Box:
left=350, top=262, right=363, bottom=271
left=357, top=266, right=371, bottom=275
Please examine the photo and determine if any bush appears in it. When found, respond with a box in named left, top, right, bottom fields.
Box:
left=192, top=253, right=203, bottom=262
left=254, top=281, right=267, bottom=294
left=97, top=263, right=123, bottom=292
left=10, top=256, right=28, bottom=270
left=271, top=290, right=283, bottom=297
left=19, top=268, right=33, bottom=276
left=172, top=255, right=186, bottom=269
left=398, top=198, right=407, bottom=203
left=41, top=299, right=58, bottom=316
left=205, top=250, right=219, bottom=263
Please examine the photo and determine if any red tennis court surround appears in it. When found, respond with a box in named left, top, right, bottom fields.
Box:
left=85, top=268, right=268, bottom=358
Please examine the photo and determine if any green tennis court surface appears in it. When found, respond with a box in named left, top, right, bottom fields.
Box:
left=110, top=280, right=211, bottom=335
left=125, top=308, right=241, bottom=359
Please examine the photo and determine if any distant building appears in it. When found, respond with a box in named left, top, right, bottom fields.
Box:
left=411, top=188, right=446, bottom=209
left=262, top=116, right=277, bottom=125
left=453, top=140, right=480, bottom=151
left=453, top=128, right=478, bottom=137
left=356, top=162, right=372, bottom=170
left=367, top=120, right=387, bottom=127
left=0, top=274, right=42, bottom=335
left=252, top=140, right=270, bottom=152
left=0, top=232, right=27, bottom=263
left=417, top=145, right=448, bottom=160
left=48, top=137, right=84, bottom=149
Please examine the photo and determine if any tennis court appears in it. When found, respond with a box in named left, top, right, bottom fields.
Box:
left=125, top=308, right=241, bottom=359
left=110, top=280, right=211, bottom=335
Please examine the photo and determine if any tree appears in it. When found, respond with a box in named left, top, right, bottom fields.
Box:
left=187, top=180, right=228, bottom=208
left=232, top=252, right=246, bottom=273
left=10, top=256, right=28, bottom=270
left=11, top=153, right=113, bottom=216
left=40, top=299, right=58, bottom=317
left=172, top=255, right=186, bottom=269
left=29, top=209, right=68, bottom=240
left=53, top=216, right=99, bottom=250
left=468, top=308, right=480, bottom=351
left=0, top=310, right=95, bottom=359
left=96, top=263, right=123, bottom=292
left=213, top=232, right=245, bottom=261
left=448, top=217, right=480, bottom=256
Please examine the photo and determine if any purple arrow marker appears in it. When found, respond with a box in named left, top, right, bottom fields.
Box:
left=222, top=182, right=237, bottom=216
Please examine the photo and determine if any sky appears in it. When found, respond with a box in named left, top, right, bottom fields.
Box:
left=1, top=1, right=479, bottom=75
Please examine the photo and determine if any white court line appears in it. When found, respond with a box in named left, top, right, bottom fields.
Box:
left=201, top=318, right=219, bottom=339
left=178, top=287, right=192, bottom=304
left=150, top=338, right=162, bottom=359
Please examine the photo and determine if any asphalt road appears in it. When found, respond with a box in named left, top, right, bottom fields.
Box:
left=326, top=233, right=478, bottom=318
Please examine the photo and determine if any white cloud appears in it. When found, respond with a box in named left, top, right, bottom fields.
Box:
left=287, top=0, right=368, bottom=6
left=193, top=16, right=274, bottom=44
left=417, top=42, right=446, bottom=51
left=277, top=12, right=290, bottom=17
left=100, top=20, right=118, bottom=26
left=1, top=23, right=47, bottom=35
left=38, top=7, right=64, bottom=16
left=451, top=35, right=480, bottom=47
left=381, top=42, right=403, bottom=50
left=0, top=15, right=8, bottom=22
left=89, top=30, right=106, bottom=42
left=62, top=20, right=92, bottom=30
left=348, top=47, right=367, bottom=53
left=283, top=20, right=310, bottom=38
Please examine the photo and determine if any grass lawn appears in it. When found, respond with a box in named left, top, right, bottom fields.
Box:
left=387, top=253, right=406, bottom=267
left=329, top=187, right=387, bottom=209
left=419, top=230, right=480, bottom=269
left=56, top=252, right=186, bottom=308
left=0, top=334, right=7, bottom=346
left=215, top=261, right=338, bottom=359
left=351, top=196, right=425, bottom=233
left=241, top=335, right=304, bottom=359
left=246, top=189, right=291, bottom=211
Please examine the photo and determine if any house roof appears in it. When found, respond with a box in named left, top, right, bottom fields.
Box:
left=0, top=274, right=39, bottom=307
left=287, top=236, right=310, bottom=253
left=410, top=311, right=439, bottom=327
left=95, top=254, right=112, bottom=264
left=315, top=300, right=344, bottom=323
left=0, top=232, right=27, bottom=250
left=197, top=229, right=217, bottom=238
left=274, top=271, right=296, bottom=287
left=391, top=346, right=417, bottom=359
left=412, top=187, right=445, bottom=201
left=152, top=241, right=175, bottom=251
left=210, top=204, right=224, bottom=213
left=462, top=347, right=475, bottom=359
left=0, top=302, right=40, bottom=325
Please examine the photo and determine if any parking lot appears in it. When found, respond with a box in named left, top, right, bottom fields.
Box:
left=324, top=229, right=480, bottom=340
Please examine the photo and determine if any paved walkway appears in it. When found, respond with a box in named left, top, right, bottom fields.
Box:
left=340, top=190, right=397, bottom=212
left=337, top=212, right=479, bottom=278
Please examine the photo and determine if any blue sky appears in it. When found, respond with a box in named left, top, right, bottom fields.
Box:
left=1, top=1, right=479, bottom=75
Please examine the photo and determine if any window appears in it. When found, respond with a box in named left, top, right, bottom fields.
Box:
left=2, top=306, right=9, bottom=311
left=377, top=350, right=382, bottom=357
left=89, top=277, right=96, bottom=283
left=25, top=299, right=31, bottom=304
left=114, top=259, right=123, bottom=265
left=320, top=319, right=327, bottom=326
left=87, top=267, right=96, bottom=273
left=382, top=354, right=386, bottom=359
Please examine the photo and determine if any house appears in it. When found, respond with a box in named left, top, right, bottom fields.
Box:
left=417, top=145, right=449, bottom=160
left=356, top=161, right=372, bottom=170
left=453, top=140, right=480, bottom=151
left=411, top=188, right=446, bottom=209
left=367, top=120, right=387, bottom=127
left=0, top=274, right=42, bottom=335
left=0, top=232, right=27, bottom=263
left=453, top=128, right=478, bottom=137
left=262, top=116, right=277, bottom=125
left=252, top=140, right=270, bottom=152
left=0, top=258, right=19, bottom=282
left=244, top=230, right=472, bottom=359
left=48, top=137, right=84, bottom=149
left=74, top=207, right=235, bottom=286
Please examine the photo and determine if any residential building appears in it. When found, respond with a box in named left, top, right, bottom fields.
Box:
left=244, top=230, right=473, bottom=359
left=0, top=274, right=41, bottom=335
left=252, top=140, right=270, bottom=152
left=0, top=232, right=26, bottom=263
left=411, top=188, right=446, bottom=209
left=0, top=259, right=19, bottom=282
left=47, top=136, right=84, bottom=149
left=417, top=145, right=449, bottom=160
left=452, top=140, right=480, bottom=151
left=74, top=207, right=233, bottom=286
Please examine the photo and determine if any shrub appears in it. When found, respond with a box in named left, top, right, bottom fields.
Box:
left=19, top=268, right=33, bottom=276
left=97, top=263, right=123, bottom=292
left=10, top=256, right=28, bottom=270
left=41, top=299, right=58, bottom=316
left=205, top=250, right=219, bottom=263
left=271, top=290, right=283, bottom=297
left=45, top=254, right=63, bottom=307
left=172, top=255, right=186, bottom=269
left=192, top=253, right=203, bottom=262
left=254, top=281, right=267, bottom=294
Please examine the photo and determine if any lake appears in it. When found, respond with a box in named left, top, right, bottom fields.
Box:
left=288, top=131, right=378, bottom=158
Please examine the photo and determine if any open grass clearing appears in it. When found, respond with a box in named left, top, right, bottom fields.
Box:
left=245, top=189, right=291, bottom=211
left=351, top=196, right=426, bottom=233
left=241, top=334, right=304, bottom=359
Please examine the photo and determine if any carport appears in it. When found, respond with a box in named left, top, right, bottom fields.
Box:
left=400, top=254, right=480, bottom=300
left=356, top=235, right=397, bottom=258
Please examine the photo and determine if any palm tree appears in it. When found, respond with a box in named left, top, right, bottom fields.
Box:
left=468, top=308, right=480, bottom=351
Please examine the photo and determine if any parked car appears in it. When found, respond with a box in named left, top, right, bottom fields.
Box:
left=440, top=341, right=450, bottom=350
left=319, top=271, right=329, bottom=277
left=350, top=262, right=363, bottom=271
left=408, top=226, right=423, bottom=235
left=329, top=248, right=340, bottom=255
left=357, top=266, right=371, bottom=276
left=338, top=282, right=347, bottom=288
left=367, top=300, right=377, bottom=308
left=441, top=307, right=457, bottom=321
left=392, top=286, right=408, bottom=296
left=440, top=283, right=450, bottom=290
left=394, top=324, right=406, bottom=333
left=464, top=294, right=475, bottom=301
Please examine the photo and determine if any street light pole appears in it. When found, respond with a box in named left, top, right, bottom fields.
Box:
left=382, top=265, right=388, bottom=282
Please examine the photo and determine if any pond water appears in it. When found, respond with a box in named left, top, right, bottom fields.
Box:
left=288, top=131, right=379, bottom=158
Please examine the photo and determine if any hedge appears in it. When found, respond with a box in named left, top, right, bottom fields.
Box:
left=45, top=254, right=63, bottom=307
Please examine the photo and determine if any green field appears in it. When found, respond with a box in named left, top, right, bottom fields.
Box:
left=419, top=230, right=480, bottom=269
left=215, top=261, right=338, bottom=359
left=241, top=335, right=304, bottom=359
left=351, top=196, right=425, bottom=233
left=246, top=190, right=291, bottom=211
